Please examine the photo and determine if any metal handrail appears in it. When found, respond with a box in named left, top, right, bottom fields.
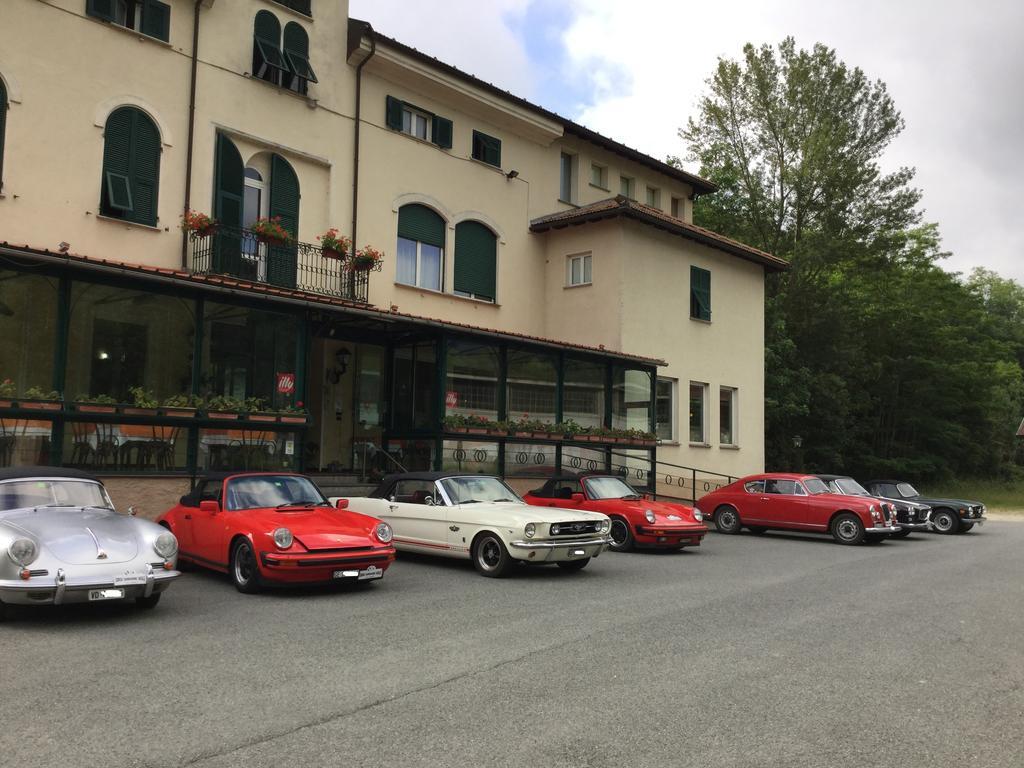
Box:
left=609, top=449, right=737, bottom=505
left=359, top=441, right=408, bottom=481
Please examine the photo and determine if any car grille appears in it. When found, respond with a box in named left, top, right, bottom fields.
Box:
left=549, top=521, right=599, bottom=536
left=969, top=505, right=983, bottom=518
left=296, top=555, right=390, bottom=568
left=895, top=508, right=910, bottom=524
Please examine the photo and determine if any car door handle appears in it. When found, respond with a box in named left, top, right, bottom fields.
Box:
left=449, top=525, right=460, bottom=532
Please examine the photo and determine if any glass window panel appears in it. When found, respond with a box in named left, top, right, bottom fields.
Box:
left=583, top=255, right=592, bottom=284
left=611, top=366, right=652, bottom=432
left=419, top=243, right=442, bottom=290
left=720, top=387, right=735, bottom=444
left=396, top=237, right=417, bottom=286
left=0, top=417, right=54, bottom=468
left=201, top=302, right=300, bottom=409
left=392, top=343, right=436, bottom=431
left=563, top=358, right=605, bottom=430
left=198, top=428, right=299, bottom=471
left=64, top=421, right=187, bottom=472
left=402, top=110, right=412, bottom=134
left=0, top=269, right=58, bottom=397
left=445, top=340, right=499, bottom=422
left=609, top=447, right=654, bottom=493
left=384, top=439, right=435, bottom=473
left=620, top=176, right=633, bottom=198
left=442, top=440, right=499, bottom=475
left=570, top=256, right=581, bottom=285
left=689, top=382, right=706, bottom=443
left=560, top=152, right=573, bottom=201
left=656, top=378, right=674, bottom=441
left=66, top=283, right=195, bottom=404
left=504, top=441, right=557, bottom=478
left=506, top=349, right=557, bottom=426
left=561, top=443, right=607, bottom=475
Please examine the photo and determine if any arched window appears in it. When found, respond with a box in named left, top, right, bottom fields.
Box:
left=283, top=22, right=317, bottom=94
left=454, top=221, right=498, bottom=302
left=397, top=204, right=445, bottom=291
left=0, top=78, right=7, bottom=193
left=100, top=106, right=161, bottom=226
left=253, top=11, right=285, bottom=86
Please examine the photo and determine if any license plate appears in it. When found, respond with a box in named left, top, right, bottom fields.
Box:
left=358, top=565, right=383, bottom=581
left=114, top=574, right=146, bottom=586
left=333, top=570, right=359, bottom=579
left=89, top=588, right=125, bottom=601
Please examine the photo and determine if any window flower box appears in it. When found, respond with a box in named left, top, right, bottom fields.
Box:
left=251, top=216, right=293, bottom=247
left=161, top=407, right=198, bottom=419
left=207, top=411, right=240, bottom=421
left=0, top=400, right=13, bottom=409
left=449, top=426, right=469, bottom=434
left=122, top=406, right=159, bottom=417
left=279, top=413, right=309, bottom=425
left=19, top=399, right=63, bottom=412
left=512, top=431, right=533, bottom=439
left=74, top=403, right=119, bottom=415
left=247, top=413, right=279, bottom=423
left=318, top=229, right=350, bottom=260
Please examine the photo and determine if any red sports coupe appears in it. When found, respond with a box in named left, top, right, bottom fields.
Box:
left=695, top=473, right=900, bottom=545
left=157, top=472, right=396, bottom=592
left=524, top=474, right=708, bottom=551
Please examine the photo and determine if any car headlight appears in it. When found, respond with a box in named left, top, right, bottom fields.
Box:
left=869, top=505, right=880, bottom=520
left=153, top=532, right=178, bottom=559
left=644, top=509, right=656, bottom=524
left=598, top=519, right=610, bottom=534
left=273, top=527, right=293, bottom=549
left=525, top=523, right=536, bottom=538
left=375, top=522, right=393, bottom=543
left=8, top=537, right=38, bottom=567
left=693, top=509, right=704, bottom=522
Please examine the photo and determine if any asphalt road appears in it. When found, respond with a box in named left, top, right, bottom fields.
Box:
left=2, top=521, right=1022, bottom=768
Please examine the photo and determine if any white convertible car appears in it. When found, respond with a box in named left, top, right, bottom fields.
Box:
left=342, top=472, right=612, bottom=577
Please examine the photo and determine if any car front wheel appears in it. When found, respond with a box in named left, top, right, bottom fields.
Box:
left=473, top=533, right=513, bottom=578
left=831, top=513, right=866, bottom=545
left=930, top=509, right=958, bottom=535
left=608, top=517, right=633, bottom=552
left=556, top=558, right=591, bottom=572
left=715, top=506, right=741, bottom=534
left=231, top=538, right=263, bottom=593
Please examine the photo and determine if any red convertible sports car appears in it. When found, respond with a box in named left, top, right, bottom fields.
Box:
left=157, top=472, right=396, bottom=592
left=695, top=473, right=901, bottom=545
left=524, top=474, right=708, bottom=551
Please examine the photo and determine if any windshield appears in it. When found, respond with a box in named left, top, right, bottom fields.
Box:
left=441, top=476, right=522, bottom=505
left=802, top=478, right=830, bottom=495
left=896, top=483, right=920, bottom=498
left=225, top=475, right=328, bottom=511
left=834, top=478, right=869, bottom=496
left=584, top=476, right=642, bottom=500
left=0, top=479, right=113, bottom=511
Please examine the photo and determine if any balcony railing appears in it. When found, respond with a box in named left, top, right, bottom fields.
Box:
left=189, top=226, right=373, bottom=304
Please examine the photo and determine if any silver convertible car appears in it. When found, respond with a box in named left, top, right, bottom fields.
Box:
left=0, top=467, right=180, bottom=620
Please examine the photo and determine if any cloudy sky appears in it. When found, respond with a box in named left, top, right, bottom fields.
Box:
left=350, top=0, right=1024, bottom=282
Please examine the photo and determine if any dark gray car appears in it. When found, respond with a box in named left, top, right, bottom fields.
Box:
left=864, top=479, right=985, bottom=534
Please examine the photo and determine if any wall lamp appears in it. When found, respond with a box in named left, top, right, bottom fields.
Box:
left=506, top=169, right=519, bottom=180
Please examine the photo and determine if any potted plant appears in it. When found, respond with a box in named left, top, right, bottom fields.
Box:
left=19, top=386, right=63, bottom=411
left=552, top=419, right=582, bottom=441
left=463, top=414, right=491, bottom=435
left=0, top=378, right=15, bottom=409
left=180, top=209, right=219, bottom=237
left=205, top=395, right=244, bottom=420
left=443, top=414, right=467, bottom=433
left=251, top=216, right=292, bottom=247
left=161, top=393, right=202, bottom=419
left=73, top=393, right=118, bottom=414
left=244, top=397, right=278, bottom=423
left=317, top=229, right=350, bottom=260
left=278, top=402, right=309, bottom=425
left=349, top=245, right=383, bottom=271
left=122, top=386, right=159, bottom=416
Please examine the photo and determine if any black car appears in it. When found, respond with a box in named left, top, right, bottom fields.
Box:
left=863, top=480, right=985, bottom=534
left=815, top=475, right=931, bottom=538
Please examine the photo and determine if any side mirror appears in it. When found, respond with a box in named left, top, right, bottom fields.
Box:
left=127, top=505, right=138, bottom=517
left=571, top=492, right=585, bottom=503
left=335, top=498, right=349, bottom=509
left=199, top=500, right=219, bottom=514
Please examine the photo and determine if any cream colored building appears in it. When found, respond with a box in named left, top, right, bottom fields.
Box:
left=0, top=0, right=785, bottom=506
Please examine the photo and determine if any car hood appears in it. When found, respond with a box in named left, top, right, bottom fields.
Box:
left=909, top=496, right=984, bottom=509
left=587, top=498, right=701, bottom=524
left=241, top=507, right=380, bottom=550
left=452, top=501, right=608, bottom=527
left=825, top=493, right=876, bottom=509
left=0, top=507, right=139, bottom=565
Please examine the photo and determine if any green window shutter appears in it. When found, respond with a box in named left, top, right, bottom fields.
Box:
left=397, top=204, right=445, bottom=248
left=212, top=132, right=244, bottom=274
left=385, top=96, right=404, bottom=131
left=0, top=80, right=7, bottom=192
left=454, top=221, right=497, bottom=301
left=141, top=0, right=171, bottom=42
left=253, top=11, right=287, bottom=83
left=283, top=22, right=317, bottom=86
left=432, top=116, right=453, bottom=149
left=690, top=266, right=711, bottom=321
left=282, top=0, right=311, bottom=14
left=86, top=0, right=116, bottom=22
left=268, top=153, right=300, bottom=289
left=100, top=108, right=133, bottom=217
left=472, top=131, right=501, bottom=167
left=131, top=111, right=161, bottom=226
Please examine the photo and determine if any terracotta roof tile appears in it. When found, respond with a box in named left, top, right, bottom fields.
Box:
left=530, top=196, right=789, bottom=272
left=0, top=242, right=664, bottom=366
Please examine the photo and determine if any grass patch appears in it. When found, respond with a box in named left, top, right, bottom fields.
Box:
left=928, top=478, right=1024, bottom=513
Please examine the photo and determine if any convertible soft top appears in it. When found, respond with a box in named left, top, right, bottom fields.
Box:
left=0, top=466, right=99, bottom=482
left=368, top=471, right=495, bottom=498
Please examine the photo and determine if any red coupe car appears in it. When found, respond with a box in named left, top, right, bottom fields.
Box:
left=695, top=473, right=900, bottom=545
left=157, top=472, right=396, bottom=592
left=524, top=474, right=708, bottom=551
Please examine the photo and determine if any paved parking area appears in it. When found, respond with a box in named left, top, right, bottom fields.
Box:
left=2, top=522, right=1022, bottom=768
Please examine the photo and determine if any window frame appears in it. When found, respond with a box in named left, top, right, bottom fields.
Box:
left=566, top=252, right=592, bottom=287
left=397, top=236, right=444, bottom=292
left=645, top=185, right=661, bottom=208
left=671, top=196, right=683, bottom=219
left=689, top=381, right=708, bottom=445
left=619, top=175, right=634, bottom=199
left=402, top=106, right=432, bottom=142
left=559, top=152, right=576, bottom=203
left=719, top=386, right=737, bottom=446
left=655, top=377, right=677, bottom=443
left=87, top=0, right=171, bottom=43
left=589, top=162, right=608, bottom=190
left=690, top=265, right=712, bottom=322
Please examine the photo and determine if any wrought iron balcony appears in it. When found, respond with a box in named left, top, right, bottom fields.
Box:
left=188, top=226, right=375, bottom=304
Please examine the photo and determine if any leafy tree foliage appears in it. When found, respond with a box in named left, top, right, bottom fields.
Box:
left=681, top=39, right=1024, bottom=479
